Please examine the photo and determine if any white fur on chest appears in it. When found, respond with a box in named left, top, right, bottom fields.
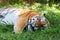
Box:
left=1, top=8, right=21, bottom=25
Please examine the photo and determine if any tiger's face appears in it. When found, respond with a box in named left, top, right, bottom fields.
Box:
left=37, top=13, right=50, bottom=27
left=26, top=13, right=50, bottom=31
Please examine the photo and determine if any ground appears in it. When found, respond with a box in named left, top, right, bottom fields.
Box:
left=0, top=3, right=60, bottom=40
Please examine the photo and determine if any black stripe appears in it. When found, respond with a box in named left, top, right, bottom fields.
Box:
left=0, top=15, right=4, bottom=18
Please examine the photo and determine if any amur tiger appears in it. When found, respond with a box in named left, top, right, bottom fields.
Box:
left=0, top=8, right=50, bottom=33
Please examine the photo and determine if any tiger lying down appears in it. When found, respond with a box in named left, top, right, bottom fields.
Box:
left=0, top=8, right=50, bottom=33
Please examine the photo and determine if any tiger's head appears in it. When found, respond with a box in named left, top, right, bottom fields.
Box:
left=26, top=13, right=50, bottom=31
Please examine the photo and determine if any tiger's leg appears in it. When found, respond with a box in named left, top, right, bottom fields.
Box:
left=13, top=17, right=28, bottom=33
left=14, top=24, right=24, bottom=34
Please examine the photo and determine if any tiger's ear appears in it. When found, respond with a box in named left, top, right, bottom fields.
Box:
left=43, top=13, right=46, bottom=16
left=42, top=13, right=46, bottom=16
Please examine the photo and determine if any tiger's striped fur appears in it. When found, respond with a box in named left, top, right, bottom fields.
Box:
left=0, top=8, right=50, bottom=33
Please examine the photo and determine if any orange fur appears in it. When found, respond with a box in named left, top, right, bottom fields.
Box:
left=14, top=9, right=50, bottom=33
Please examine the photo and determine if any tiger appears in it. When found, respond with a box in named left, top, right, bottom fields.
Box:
left=0, top=8, right=50, bottom=33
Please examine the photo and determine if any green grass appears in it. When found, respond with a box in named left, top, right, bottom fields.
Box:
left=0, top=2, right=60, bottom=40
